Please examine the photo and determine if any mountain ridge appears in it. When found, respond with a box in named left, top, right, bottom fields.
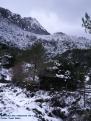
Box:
left=0, top=7, right=91, bottom=55
left=0, top=7, right=50, bottom=35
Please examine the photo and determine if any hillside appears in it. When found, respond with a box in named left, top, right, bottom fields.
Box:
left=0, top=7, right=91, bottom=55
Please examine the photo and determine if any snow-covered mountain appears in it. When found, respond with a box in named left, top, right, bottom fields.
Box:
left=0, top=7, right=91, bottom=55
left=0, top=7, right=49, bottom=35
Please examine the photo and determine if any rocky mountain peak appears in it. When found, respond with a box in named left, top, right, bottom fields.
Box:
left=0, top=7, right=50, bottom=35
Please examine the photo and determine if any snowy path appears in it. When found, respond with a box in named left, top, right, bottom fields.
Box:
left=0, top=83, right=62, bottom=121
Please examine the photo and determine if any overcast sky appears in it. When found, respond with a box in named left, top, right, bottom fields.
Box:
left=0, top=0, right=91, bottom=37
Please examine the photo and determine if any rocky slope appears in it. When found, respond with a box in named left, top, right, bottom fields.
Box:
left=0, top=83, right=62, bottom=121
left=1, top=82, right=91, bottom=121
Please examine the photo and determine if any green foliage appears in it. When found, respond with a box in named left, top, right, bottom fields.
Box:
left=59, top=49, right=91, bottom=84
left=0, top=42, right=23, bottom=67
left=20, top=42, right=47, bottom=80
left=12, top=41, right=47, bottom=86
left=22, top=41, right=47, bottom=63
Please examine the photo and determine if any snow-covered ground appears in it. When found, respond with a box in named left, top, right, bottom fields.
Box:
left=0, top=80, right=91, bottom=121
left=0, top=83, right=62, bottom=121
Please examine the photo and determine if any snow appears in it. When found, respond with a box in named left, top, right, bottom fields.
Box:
left=0, top=7, right=91, bottom=121
left=0, top=83, right=62, bottom=121
left=0, top=68, right=12, bottom=81
left=25, top=17, right=45, bottom=31
left=60, top=107, right=69, bottom=116
left=0, top=16, right=91, bottom=55
left=85, top=75, right=90, bottom=82
left=56, top=74, right=64, bottom=78
left=66, top=96, right=76, bottom=105
left=0, top=81, right=91, bottom=121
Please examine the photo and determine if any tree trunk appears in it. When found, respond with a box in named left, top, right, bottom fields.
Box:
left=83, top=81, right=86, bottom=108
left=33, top=64, right=36, bottom=81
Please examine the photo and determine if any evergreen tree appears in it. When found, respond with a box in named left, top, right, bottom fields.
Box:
left=23, top=41, right=47, bottom=81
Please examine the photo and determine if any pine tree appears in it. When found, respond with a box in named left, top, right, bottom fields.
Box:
left=23, top=41, right=47, bottom=81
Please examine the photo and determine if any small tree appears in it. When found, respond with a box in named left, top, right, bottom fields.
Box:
left=23, top=41, right=47, bottom=81
left=12, top=62, right=27, bottom=85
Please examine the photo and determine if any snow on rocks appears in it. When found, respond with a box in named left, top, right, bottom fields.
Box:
left=0, top=83, right=62, bottom=121
left=0, top=82, right=91, bottom=121
left=0, top=68, right=12, bottom=81
left=56, top=74, right=64, bottom=79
